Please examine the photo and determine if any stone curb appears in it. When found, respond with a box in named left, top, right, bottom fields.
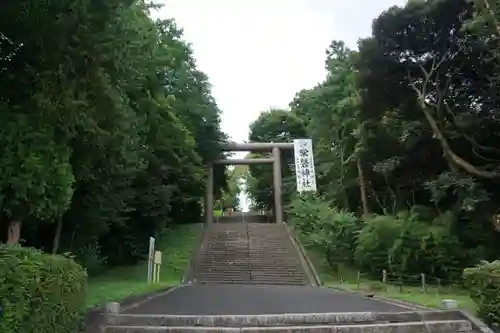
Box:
left=329, top=285, right=495, bottom=333
left=284, top=222, right=322, bottom=287
left=181, top=223, right=206, bottom=284
left=327, top=285, right=428, bottom=310
left=120, top=286, right=183, bottom=313
left=105, top=310, right=466, bottom=327
left=459, top=310, right=496, bottom=333
left=83, top=286, right=181, bottom=333
left=104, top=320, right=472, bottom=333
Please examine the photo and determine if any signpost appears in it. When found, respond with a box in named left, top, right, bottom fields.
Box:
left=147, top=237, right=155, bottom=283
left=153, top=251, right=162, bottom=283
left=293, top=139, right=317, bottom=193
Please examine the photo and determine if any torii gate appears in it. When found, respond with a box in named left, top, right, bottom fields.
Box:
left=205, top=142, right=294, bottom=224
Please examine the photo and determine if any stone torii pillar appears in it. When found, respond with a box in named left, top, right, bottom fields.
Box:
left=205, top=142, right=294, bottom=224
left=205, top=163, right=214, bottom=224
left=272, top=146, right=283, bottom=225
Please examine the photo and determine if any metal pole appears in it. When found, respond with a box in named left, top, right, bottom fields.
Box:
left=272, top=147, right=283, bottom=224
left=206, top=164, right=214, bottom=224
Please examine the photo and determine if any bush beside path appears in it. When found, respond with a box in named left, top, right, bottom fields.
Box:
left=0, top=224, right=203, bottom=333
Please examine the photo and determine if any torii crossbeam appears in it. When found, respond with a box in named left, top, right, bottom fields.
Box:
left=205, top=142, right=294, bottom=224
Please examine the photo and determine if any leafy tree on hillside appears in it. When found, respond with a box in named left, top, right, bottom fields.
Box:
left=214, top=165, right=246, bottom=211
left=254, top=0, right=500, bottom=285
left=0, top=1, right=227, bottom=269
left=246, top=109, right=307, bottom=211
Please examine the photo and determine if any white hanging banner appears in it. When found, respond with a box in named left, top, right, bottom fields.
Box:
left=293, top=139, right=317, bottom=193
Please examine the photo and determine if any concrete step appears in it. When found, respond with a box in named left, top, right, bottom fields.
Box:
left=105, top=311, right=469, bottom=327
left=196, top=265, right=304, bottom=269
left=105, top=320, right=474, bottom=333
left=194, top=279, right=305, bottom=286
left=103, top=310, right=486, bottom=333
left=194, top=278, right=308, bottom=283
left=190, top=223, right=311, bottom=286
left=195, top=274, right=306, bottom=278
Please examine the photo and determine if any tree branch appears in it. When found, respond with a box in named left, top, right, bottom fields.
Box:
left=481, top=0, right=500, bottom=37
left=407, top=63, right=499, bottom=178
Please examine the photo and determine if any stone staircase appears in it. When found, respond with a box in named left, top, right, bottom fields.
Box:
left=216, top=212, right=274, bottom=223
left=102, top=309, right=490, bottom=332
left=185, top=223, right=314, bottom=286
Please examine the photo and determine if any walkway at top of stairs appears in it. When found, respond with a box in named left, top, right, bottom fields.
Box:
left=123, top=284, right=418, bottom=315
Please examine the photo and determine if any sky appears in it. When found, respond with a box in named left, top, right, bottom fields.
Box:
left=154, top=0, right=408, bottom=210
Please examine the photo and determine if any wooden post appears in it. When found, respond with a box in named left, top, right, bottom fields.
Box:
left=357, top=271, right=361, bottom=290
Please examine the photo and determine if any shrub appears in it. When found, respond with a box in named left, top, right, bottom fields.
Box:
left=355, top=214, right=403, bottom=276
left=389, top=211, right=464, bottom=280
left=355, top=210, right=465, bottom=280
left=464, top=260, right=500, bottom=328
left=287, top=194, right=361, bottom=266
left=0, top=245, right=88, bottom=333
left=73, top=241, right=107, bottom=276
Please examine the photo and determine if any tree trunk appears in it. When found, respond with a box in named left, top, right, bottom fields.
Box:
left=418, top=101, right=497, bottom=178
left=52, top=216, right=63, bottom=254
left=357, top=158, right=370, bottom=215
left=6, top=220, right=22, bottom=245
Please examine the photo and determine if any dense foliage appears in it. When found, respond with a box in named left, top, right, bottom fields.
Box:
left=245, top=109, right=307, bottom=210
left=214, top=165, right=245, bottom=211
left=0, top=1, right=227, bottom=270
left=249, top=0, right=500, bottom=265
left=247, top=0, right=500, bottom=321
left=0, top=246, right=87, bottom=333
left=464, top=260, right=500, bottom=327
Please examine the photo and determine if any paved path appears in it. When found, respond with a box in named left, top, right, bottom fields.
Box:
left=124, top=284, right=417, bottom=315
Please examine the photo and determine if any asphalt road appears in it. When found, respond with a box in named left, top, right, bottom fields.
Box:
left=124, top=284, right=417, bottom=315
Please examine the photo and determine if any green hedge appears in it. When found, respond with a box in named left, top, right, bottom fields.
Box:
left=0, top=245, right=88, bottom=333
left=464, top=260, right=500, bottom=327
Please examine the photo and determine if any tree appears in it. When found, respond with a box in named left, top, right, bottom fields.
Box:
left=247, top=109, right=307, bottom=211
left=0, top=1, right=228, bottom=269
left=290, top=41, right=368, bottom=213
left=356, top=0, right=500, bottom=217
left=0, top=114, right=74, bottom=244
left=214, top=166, right=245, bottom=211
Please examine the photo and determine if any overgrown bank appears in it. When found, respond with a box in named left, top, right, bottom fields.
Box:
left=85, top=223, right=203, bottom=308
left=0, top=224, right=203, bottom=332
left=288, top=195, right=500, bottom=326
left=243, top=0, right=500, bottom=328
left=1, top=0, right=226, bottom=268
left=1, top=1, right=225, bottom=331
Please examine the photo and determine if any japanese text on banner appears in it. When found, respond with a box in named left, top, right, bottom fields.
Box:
left=293, top=139, right=317, bottom=192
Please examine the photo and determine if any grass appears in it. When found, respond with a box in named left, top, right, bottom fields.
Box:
left=85, top=223, right=203, bottom=308
left=303, top=244, right=477, bottom=314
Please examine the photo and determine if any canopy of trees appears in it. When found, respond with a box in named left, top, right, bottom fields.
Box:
left=247, top=0, right=500, bottom=261
left=245, top=110, right=307, bottom=210
left=214, top=165, right=246, bottom=211
left=0, top=0, right=227, bottom=269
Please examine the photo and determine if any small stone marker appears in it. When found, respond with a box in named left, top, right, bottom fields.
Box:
left=441, top=299, right=458, bottom=309
left=105, top=302, right=120, bottom=314
left=105, top=302, right=120, bottom=326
